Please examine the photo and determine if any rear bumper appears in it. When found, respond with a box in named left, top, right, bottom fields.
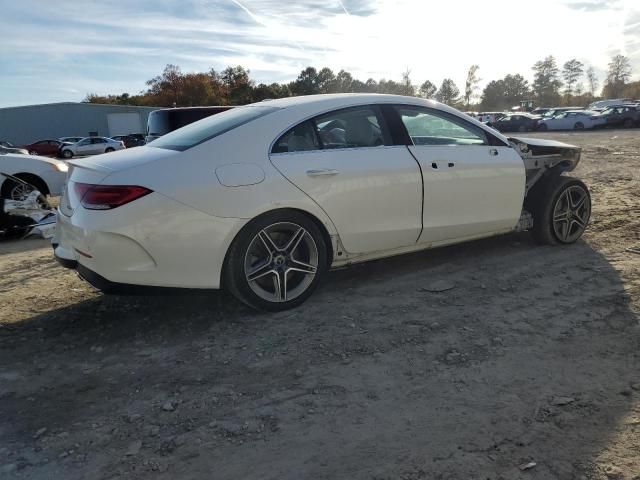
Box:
left=52, top=193, right=246, bottom=290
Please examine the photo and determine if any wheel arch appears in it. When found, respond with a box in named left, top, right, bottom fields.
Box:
left=221, top=207, right=336, bottom=280
left=1, top=172, right=50, bottom=196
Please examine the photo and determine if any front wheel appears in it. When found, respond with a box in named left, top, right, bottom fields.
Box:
left=224, top=210, right=328, bottom=311
left=105, top=147, right=115, bottom=153
left=531, top=176, right=591, bottom=245
left=537, top=123, right=548, bottom=131
left=62, top=149, right=73, bottom=159
left=574, top=122, right=584, bottom=130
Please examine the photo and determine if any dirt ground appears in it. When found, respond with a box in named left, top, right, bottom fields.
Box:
left=1, top=130, right=639, bottom=480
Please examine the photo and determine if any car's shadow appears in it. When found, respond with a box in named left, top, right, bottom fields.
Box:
left=1, top=232, right=638, bottom=479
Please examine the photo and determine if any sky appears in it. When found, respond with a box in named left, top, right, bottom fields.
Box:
left=1, top=0, right=639, bottom=107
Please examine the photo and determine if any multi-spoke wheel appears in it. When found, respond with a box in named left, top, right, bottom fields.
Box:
left=224, top=211, right=328, bottom=311
left=531, top=176, right=591, bottom=245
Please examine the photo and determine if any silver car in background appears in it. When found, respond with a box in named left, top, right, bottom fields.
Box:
left=60, top=137, right=125, bottom=159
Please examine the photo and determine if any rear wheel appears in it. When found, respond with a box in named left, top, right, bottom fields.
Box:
left=62, top=149, right=73, bottom=159
left=531, top=176, right=591, bottom=245
left=224, top=210, right=328, bottom=311
left=105, top=147, right=115, bottom=153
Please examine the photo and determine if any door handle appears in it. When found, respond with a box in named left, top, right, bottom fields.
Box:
left=489, top=148, right=499, bottom=156
left=306, top=169, right=339, bottom=177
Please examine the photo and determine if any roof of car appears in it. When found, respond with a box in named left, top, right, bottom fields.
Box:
left=254, top=93, right=438, bottom=109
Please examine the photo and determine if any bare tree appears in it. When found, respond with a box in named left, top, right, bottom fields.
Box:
left=585, top=66, right=598, bottom=97
left=400, top=69, right=415, bottom=96
left=464, top=65, right=480, bottom=108
left=562, top=59, right=584, bottom=97
left=603, top=54, right=632, bottom=97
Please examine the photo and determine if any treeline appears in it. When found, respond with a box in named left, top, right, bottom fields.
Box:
left=85, top=54, right=639, bottom=111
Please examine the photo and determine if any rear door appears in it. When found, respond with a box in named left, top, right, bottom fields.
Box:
left=269, top=105, right=423, bottom=254
left=393, top=105, right=525, bottom=244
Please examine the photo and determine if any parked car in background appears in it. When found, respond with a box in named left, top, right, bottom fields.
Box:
left=146, top=106, right=234, bottom=143
left=54, top=94, right=590, bottom=311
left=476, top=112, right=505, bottom=123
left=537, top=110, right=605, bottom=130
left=61, top=137, right=125, bottom=159
left=543, top=107, right=584, bottom=118
left=111, top=134, right=145, bottom=148
left=0, top=153, right=67, bottom=199
left=0, top=141, right=29, bottom=155
left=594, top=105, right=640, bottom=128
left=59, top=136, right=85, bottom=144
left=588, top=98, right=634, bottom=111
left=22, top=139, right=67, bottom=156
left=487, top=113, right=541, bottom=132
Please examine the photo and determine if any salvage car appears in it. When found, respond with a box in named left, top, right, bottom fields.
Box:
left=594, top=105, right=640, bottom=128
left=60, top=137, right=125, bottom=159
left=54, top=94, right=591, bottom=311
left=0, top=153, right=67, bottom=200
left=22, top=139, right=67, bottom=156
left=487, top=113, right=541, bottom=132
left=537, top=110, right=605, bottom=130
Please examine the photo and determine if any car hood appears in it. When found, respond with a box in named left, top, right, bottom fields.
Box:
left=68, top=145, right=178, bottom=173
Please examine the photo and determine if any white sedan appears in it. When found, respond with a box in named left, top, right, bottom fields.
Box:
left=60, top=137, right=125, bottom=159
left=537, top=110, right=605, bottom=130
left=53, top=94, right=591, bottom=310
left=0, top=153, right=68, bottom=200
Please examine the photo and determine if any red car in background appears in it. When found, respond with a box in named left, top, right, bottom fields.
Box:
left=22, top=139, right=68, bottom=156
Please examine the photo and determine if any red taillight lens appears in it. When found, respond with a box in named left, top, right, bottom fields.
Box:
left=74, top=183, right=152, bottom=210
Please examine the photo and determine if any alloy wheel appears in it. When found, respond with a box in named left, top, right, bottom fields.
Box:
left=552, top=185, right=590, bottom=243
left=10, top=183, right=34, bottom=201
left=243, top=222, right=319, bottom=303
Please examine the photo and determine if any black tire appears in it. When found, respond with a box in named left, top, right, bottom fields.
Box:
left=105, top=147, right=115, bottom=153
left=530, top=176, right=591, bottom=245
left=537, top=123, right=548, bottom=131
left=62, top=149, right=73, bottom=159
left=574, top=122, right=584, bottom=130
left=224, top=210, right=329, bottom=311
left=1, top=175, right=47, bottom=200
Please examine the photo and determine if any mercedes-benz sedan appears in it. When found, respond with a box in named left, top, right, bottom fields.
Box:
left=54, top=94, right=591, bottom=310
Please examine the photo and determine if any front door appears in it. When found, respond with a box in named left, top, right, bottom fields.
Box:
left=269, top=105, right=423, bottom=254
left=393, top=105, right=525, bottom=244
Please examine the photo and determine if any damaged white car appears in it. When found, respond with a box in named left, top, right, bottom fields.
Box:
left=0, top=153, right=68, bottom=200
left=53, top=94, right=590, bottom=310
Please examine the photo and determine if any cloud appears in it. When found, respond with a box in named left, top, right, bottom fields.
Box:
left=0, top=0, right=638, bottom=107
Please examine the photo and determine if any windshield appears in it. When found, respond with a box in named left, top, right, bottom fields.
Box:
left=149, top=106, right=279, bottom=151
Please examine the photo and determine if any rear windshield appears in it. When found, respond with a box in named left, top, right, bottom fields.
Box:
left=149, top=106, right=279, bottom=151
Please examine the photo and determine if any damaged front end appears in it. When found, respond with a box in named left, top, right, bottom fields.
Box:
left=0, top=173, right=56, bottom=239
left=509, top=136, right=582, bottom=195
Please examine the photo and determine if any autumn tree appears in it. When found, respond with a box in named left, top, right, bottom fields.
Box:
left=146, top=64, right=184, bottom=106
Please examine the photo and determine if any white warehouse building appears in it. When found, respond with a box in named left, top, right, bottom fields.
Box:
left=0, top=102, right=159, bottom=145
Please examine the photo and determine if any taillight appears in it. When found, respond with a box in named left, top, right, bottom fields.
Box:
left=73, top=183, right=152, bottom=210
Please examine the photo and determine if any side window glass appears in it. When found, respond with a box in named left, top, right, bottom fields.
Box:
left=395, top=106, right=488, bottom=146
left=272, top=121, right=319, bottom=154
left=313, top=106, right=391, bottom=149
left=79, top=139, right=91, bottom=146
